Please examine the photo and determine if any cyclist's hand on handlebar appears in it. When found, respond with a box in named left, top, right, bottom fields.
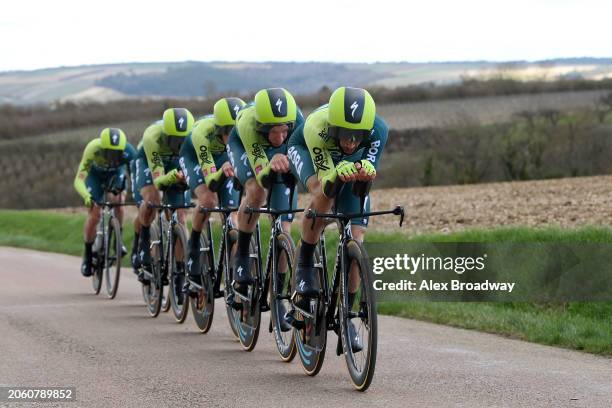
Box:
left=355, top=159, right=377, bottom=182
left=221, top=162, right=234, bottom=178
left=84, top=195, right=93, bottom=208
left=269, top=153, right=290, bottom=173
left=255, top=163, right=272, bottom=188
left=336, top=160, right=358, bottom=183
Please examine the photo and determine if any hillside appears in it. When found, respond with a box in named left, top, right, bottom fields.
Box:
left=3, top=59, right=612, bottom=105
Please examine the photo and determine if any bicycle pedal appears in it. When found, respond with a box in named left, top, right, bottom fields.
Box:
left=260, top=303, right=270, bottom=313
left=285, top=310, right=305, bottom=330
left=268, top=319, right=273, bottom=333
left=213, top=290, right=224, bottom=299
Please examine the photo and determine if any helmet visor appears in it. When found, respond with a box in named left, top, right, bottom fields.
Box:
left=255, top=121, right=294, bottom=136
left=103, top=149, right=123, bottom=167
left=167, top=136, right=184, bottom=154
left=215, top=125, right=234, bottom=137
left=328, top=126, right=370, bottom=145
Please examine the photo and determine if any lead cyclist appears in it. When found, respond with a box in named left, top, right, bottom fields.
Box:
left=287, top=86, right=388, bottom=351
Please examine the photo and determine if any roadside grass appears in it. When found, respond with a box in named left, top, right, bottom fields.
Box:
left=1, top=210, right=610, bottom=355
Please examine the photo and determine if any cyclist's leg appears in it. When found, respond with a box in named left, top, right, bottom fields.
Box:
left=136, top=157, right=159, bottom=271
left=288, top=144, right=331, bottom=299
left=81, top=172, right=104, bottom=277
left=164, top=187, right=189, bottom=295
left=228, top=137, right=265, bottom=294
left=130, top=160, right=143, bottom=272
left=107, top=171, right=128, bottom=255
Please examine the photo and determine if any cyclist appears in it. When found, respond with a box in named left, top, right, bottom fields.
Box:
left=287, top=86, right=388, bottom=351
left=179, top=97, right=246, bottom=294
left=133, top=108, right=195, bottom=291
left=129, top=140, right=144, bottom=276
left=74, top=128, right=137, bottom=277
left=227, top=88, right=303, bottom=321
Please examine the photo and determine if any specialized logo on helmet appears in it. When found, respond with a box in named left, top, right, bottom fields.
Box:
left=110, top=128, right=120, bottom=146
left=344, top=88, right=365, bottom=124
left=267, top=88, right=288, bottom=117
left=233, top=104, right=240, bottom=117
left=350, top=101, right=359, bottom=118
left=174, top=108, right=189, bottom=131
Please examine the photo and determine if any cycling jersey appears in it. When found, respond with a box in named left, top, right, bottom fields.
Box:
left=287, top=105, right=388, bottom=227
left=227, top=102, right=304, bottom=221
left=288, top=104, right=388, bottom=182
left=179, top=115, right=239, bottom=207
left=134, top=120, right=190, bottom=207
left=74, top=138, right=137, bottom=202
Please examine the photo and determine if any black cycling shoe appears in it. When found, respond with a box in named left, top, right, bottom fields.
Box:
left=276, top=301, right=292, bottom=332
left=172, top=272, right=184, bottom=305
left=186, top=247, right=200, bottom=279
left=232, top=253, right=253, bottom=298
left=138, top=237, right=152, bottom=270
left=81, top=254, right=93, bottom=277
left=292, top=265, right=321, bottom=311
left=347, top=320, right=364, bottom=353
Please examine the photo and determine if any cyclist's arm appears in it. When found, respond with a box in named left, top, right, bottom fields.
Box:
left=192, top=131, right=220, bottom=185
left=73, top=140, right=96, bottom=201
left=359, top=115, right=389, bottom=169
left=143, top=128, right=178, bottom=189
left=303, top=124, right=335, bottom=181
left=238, top=123, right=270, bottom=180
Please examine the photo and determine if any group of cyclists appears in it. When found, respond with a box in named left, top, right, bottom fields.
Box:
left=73, top=85, right=389, bottom=361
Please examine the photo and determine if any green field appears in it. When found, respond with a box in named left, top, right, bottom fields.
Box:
left=0, top=210, right=610, bottom=355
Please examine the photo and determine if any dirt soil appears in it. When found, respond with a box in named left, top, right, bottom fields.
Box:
left=50, top=175, right=612, bottom=236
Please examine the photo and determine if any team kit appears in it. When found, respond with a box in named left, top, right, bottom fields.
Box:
left=73, top=86, right=396, bottom=390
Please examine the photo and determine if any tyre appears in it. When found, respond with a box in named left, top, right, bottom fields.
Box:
left=339, top=240, right=377, bottom=391
left=169, top=223, right=189, bottom=323
left=191, top=233, right=215, bottom=333
left=236, top=234, right=261, bottom=352
left=224, top=229, right=240, bottom=340
left=143, top=221, right=163, bottom=317
left=104, top=217, right=122, bottom=299
left=270, top=232, right=297, bottom=362
left=294, top=241, right=326, bottom=376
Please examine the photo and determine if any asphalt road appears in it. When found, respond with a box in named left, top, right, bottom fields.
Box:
left=0, top=247, right=610, bottom=407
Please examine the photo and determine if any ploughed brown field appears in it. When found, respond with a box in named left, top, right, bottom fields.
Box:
left=53, top=175, right=612, bottom=235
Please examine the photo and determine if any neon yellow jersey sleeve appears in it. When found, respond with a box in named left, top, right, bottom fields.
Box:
left=235, top=106, right=270, bottom=177
left=73, top=138, right=99, bottom=200
left=303, top=107, right=336, bottom=180
left=191, top=117, right=223, bottom=184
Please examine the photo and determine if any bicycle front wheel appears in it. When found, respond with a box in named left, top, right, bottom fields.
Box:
left=92, top=253, right=103, bottom=295
left=143, top=222, right=163, bottom=317
left=339, top=240, right=377, bottom=391
left=191, top=233, right=215, bottom=333
left=104, top=217, right=122, bottom=299
left=169, top=223, right=189, bottom=323
left=224, top=229, right=240, bottom=339
left=270, top=232, right=296, bottom=362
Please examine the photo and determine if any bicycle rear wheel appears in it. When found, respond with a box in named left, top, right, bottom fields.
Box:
left=142, top=222, right=163, bottom=317
left=294, top=242, right=326, bottom=376
left=339, top=240, right=377, bottom=391
left=169, top=224, right=189, bottom=323
left=191, top=233, right=215, bottom=333
left=270, top=232, right=296, bottom=362
left=104, top=217, right=122, bottom=299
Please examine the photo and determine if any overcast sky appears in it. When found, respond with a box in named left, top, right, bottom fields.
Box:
left=1, top=0, right=610, bottom=72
